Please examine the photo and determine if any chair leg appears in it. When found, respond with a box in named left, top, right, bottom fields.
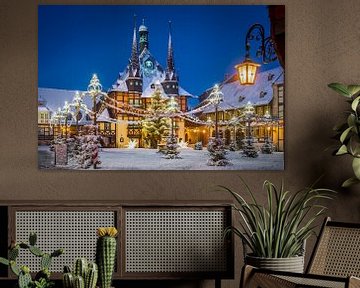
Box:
left=215, top=278, right=221, bottom=288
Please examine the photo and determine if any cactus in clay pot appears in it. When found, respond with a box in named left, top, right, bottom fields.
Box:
left=96, top=227, right=118, bottom=288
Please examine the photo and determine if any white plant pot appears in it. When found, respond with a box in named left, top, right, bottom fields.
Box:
left=245, top=254, right=305, bottom=273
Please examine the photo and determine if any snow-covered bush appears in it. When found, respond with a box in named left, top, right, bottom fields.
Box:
left=194, top=141, right=203, bottom=150
left=163, top=136, right=181, bottom=159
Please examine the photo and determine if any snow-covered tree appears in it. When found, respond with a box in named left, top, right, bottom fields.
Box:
left=163, top=135, right=181, bottom=159
left=207, top=137, right=230, bottom=166
left=72, top=125, right=102, bottom=169
left=142, top=88, right=170, bottom=149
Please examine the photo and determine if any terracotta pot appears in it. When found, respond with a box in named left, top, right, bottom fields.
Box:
left=245, top=254, right=305, bottom=273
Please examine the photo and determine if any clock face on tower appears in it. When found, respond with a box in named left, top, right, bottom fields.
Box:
left=143, top=59, right=155, bottom=76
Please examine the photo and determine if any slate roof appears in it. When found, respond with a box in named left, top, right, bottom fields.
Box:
left=201, top=66, right=284, bottom=113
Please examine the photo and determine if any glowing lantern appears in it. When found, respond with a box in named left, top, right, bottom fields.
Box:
left=235, top=58, right=261, bottom=85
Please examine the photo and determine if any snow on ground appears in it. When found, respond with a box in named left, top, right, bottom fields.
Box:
left=38, top=146, right=284, bottom=170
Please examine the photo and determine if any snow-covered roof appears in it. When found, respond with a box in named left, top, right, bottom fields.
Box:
left=202, top=66, right=284, bottom=113
left=97, top=108, right=112, bottom=122
left=109, top=74, right=128, bottom=92
left=142, top=80, right=169, bottom=99
left=38, top=88, right=94, bottom=113
left=179, top=86, right=195, bottom=98
left=38, top=106, right=51, bottom=112
left=139, top=24, right=148, bottom=32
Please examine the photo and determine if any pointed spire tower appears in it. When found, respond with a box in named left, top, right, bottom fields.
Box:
left=126, top=15, right=142, bottom=93
left=167, top=21, right=175, bottom=74
left=139, top=18, right=149, bottom=53
left=162, top=20, right=179, bottom=95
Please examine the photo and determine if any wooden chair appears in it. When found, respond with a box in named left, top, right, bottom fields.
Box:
left=241, top=217, right=360, bottom=288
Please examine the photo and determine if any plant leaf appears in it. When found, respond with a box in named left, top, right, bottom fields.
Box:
left=352, top=157, right=360, bottom=179
left=336, top=145, right=348, bottom=155
left=347, top=114, right=356, bottom=128
left=347, top=85, right=360, bottom=97
left=351, top=96, right=360, bottom=111
left=340, top=127, right=352, bottom=143
left=349, top=135, right=360, bottom=157
left=342, top=177, right=360, bottom=188
left=0, top=257, right=9, bottom=266
left=328, top=83, right=351, bottom=97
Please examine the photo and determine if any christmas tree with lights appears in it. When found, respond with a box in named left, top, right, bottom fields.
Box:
left=142, top=88, right=170, bottom=149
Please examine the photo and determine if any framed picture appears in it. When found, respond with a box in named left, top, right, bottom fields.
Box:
left=38, top=5, right=285, bottom=170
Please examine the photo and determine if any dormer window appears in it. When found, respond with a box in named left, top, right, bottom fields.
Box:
left=268, top=73, right=275, bottom=81
left=238, top=95, right=245, bottom=102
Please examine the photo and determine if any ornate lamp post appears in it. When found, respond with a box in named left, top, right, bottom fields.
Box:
left=206, top=116, right=213, bottom=138
left=167, top=96, right=178, bottom=139
left=87, top=74, right=106, bottom=134
left=242, top=101, right=258, bottom=157
left=71, top=91, right=87, bottom=135
left=208, top=84, right=223, bottom=139
left=52, top=107, right=64, bottom=138
left=62, top=101, right=71, bottom=138
left=261, top=110, right=273, bottom=154
left=230, top=115, right=239, bottom=150
left=235, top=23, right=277, bottom=85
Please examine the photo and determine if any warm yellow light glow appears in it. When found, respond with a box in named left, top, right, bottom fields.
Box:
left=235, top=59, right=261, bottom=85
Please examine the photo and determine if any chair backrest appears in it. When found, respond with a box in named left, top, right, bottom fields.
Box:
left=307, top=217, right=360, bottom=277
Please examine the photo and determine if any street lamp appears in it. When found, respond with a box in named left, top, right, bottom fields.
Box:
left=87, top=73, right=106, bottom=134
left=71, top=91, right=87, bottom=134
left=261, top=110, right=273, bottom=154
left=62, top=101, right=71, bottom=138
left=230, top=115, right=239, bottom=147
left=242, top=101, right=258, bottom=157
left=52, top=107, right=65, bottom=138
left=208, top=84, right=223, bottom=139
left=206, top=116, right=213, bottom=139
left=167, top=96, right=178, bottom=139
left=235, top=23, right=277, bottom=85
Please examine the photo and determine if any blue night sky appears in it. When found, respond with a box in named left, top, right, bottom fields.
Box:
left=38, top=5, right=280, bottom=106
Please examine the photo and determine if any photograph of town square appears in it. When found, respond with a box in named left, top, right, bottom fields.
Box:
left=38, top=5, right=285, bottom=170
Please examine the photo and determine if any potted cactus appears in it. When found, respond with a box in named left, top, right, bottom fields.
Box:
left=62, top=258, right=98, bottom=288
left=96, top=227, right=118, bottom=288
left=0, top=232, right=63, bottom=288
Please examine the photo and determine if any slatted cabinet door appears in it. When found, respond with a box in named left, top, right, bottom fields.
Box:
left=121, top=206, right=233, bottom=279
left=9, top=206, right=119, bottom=278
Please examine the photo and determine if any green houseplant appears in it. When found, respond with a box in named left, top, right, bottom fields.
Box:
left=328, top=83, right=360, bottom=187
left=222, top=179, right=334, bottom=272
